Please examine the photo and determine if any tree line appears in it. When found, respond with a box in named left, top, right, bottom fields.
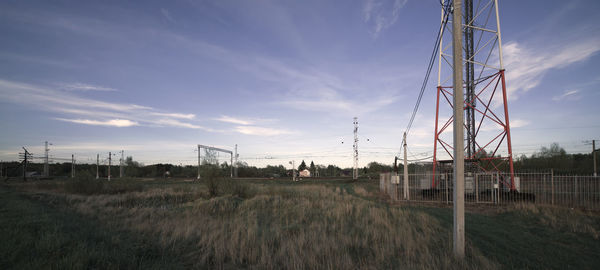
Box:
left=1, top=143, right=596, bottom=179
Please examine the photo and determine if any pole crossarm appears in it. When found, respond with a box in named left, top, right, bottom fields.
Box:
left=197, top=144, right=233, bottom=154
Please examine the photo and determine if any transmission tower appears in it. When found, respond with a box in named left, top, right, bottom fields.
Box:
left=433, top=0, right=515, bottom=190
left=353, top=117, right=359, bottom=180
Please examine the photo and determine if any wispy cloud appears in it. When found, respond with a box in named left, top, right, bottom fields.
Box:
left=55, top=118, right=138, bottom=127
left=511, top=119, right=530, bottom=128
left=216, top=116, right=253, bottom=125
left=280, top=88, right=398, bottom=115
left=0, top=79, right=207, bottom=131
left=363, top=0, right=408, bottom=37
left=153, top=118, right=219, bottom=131
left=504, top=39, right=600, bottom=100
left=234, top=126, right=292, bottom=136
left=58, top=82, right=117, bottom=91
left=151, top=112, right=196, bottom=119
left=552, top=89, right=580, bottom=101
left=160, top=8, right=175, bottom=23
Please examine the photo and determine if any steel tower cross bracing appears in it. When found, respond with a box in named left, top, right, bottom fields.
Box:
left=433, top=0, right=515, bottom=190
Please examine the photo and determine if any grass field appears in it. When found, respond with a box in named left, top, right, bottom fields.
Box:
left=1, top=177, right=599, bottom=269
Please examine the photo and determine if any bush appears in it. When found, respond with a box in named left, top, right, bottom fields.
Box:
left=202, top=165, right=222, bottom=197
left=221, top=179, right=254, bottom=199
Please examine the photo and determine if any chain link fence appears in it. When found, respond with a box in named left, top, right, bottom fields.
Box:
left=380, top=172, right=600, bottom=209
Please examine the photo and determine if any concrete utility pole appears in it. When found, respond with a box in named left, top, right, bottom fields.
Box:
left=71, top=154, right=75, bottom=178
left=44, top=141, right=50, bottom=177
left=594, top=140, right=597, bottom=177
left=119, top=150, right=124, bottom=178
left=96, top=154, right=99, bottom=179
left=21, top=147, right=30, bottom=181
left=197, top=145, right=201, bottom=180
left=403, top=132, right=409, bottom=200
left=108, top=152, right=112, bottom=181
left=353, top=117, right=359, bottom=180
left=234, top=144, right=238, bottom=178
left=289, top=161, right=296, bottom=181
left=452, top=0, right=465, bottom=258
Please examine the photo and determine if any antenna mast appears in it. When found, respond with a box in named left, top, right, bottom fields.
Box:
left=353, top=117, right=359, bottom=180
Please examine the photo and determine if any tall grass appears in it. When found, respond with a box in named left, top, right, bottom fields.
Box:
left=32, top=183, right=495, bottom=269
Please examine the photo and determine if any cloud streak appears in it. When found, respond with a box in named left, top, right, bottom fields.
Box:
left=363, top=0, right=408, bottom=37
left=552, top=89, right=580, bottom=101
left=0, top=79, right=204, bottom=130
left=234, top=126, right=292, bottom=136
left=504, top=39, right=600, bottom=100
left=216, top=116, right=253, bottom=125
left=55, top=118, right=138, bottom=127
left=58, top=82, right=117, bottom=91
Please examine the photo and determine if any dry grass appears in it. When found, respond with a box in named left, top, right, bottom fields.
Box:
left=20, top=180, right=497, bottom=269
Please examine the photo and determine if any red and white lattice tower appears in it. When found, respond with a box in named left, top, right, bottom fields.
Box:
left=433, top=0, right=515, bottom=190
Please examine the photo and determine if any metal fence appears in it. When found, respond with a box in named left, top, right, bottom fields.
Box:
left=379, top=172, right=600, bottom=210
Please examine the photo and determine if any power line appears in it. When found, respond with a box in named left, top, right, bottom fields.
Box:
left=404, top=0, right=453, bottom=138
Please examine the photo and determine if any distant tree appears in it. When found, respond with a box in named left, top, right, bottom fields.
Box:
left=124, top=156, right=141, bottom=177
left=202, top=149, right=218, bottom=165
left=309, top=161, right=316, bottom=175
left=298, top=160, right=307, bottom=171
left=325, top=165, right=340, bottom=177
left=535, top=143, right=566, bottom=158
left=366, top=162, right=392, bottom=174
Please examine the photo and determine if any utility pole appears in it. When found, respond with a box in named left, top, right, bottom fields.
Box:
left=96, top=154, right=99, bottom=179
left=289, top=161, right=296, bottom=181
left=353, top=117, right=359, bottom=180
left=44, top=141, right=50, bottom=177
left=197, top=145, right=201, bottom=180
left=452, top=0, right=465, bottom=258
left=108, top=152, right=112, bottom=181
left=71, top=154, right=75, bottom=178
left=119, top=150, right=124, bottom=178
left=594, top=140, right=597, bottom=177
left=21, top=147, right=30, bottom=181
left=403, top=132, right=409, bottom=200
left=234, top=144, right=238, bottom=177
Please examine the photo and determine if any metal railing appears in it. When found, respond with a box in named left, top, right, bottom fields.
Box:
left=379, top=172, right=600, bottom=209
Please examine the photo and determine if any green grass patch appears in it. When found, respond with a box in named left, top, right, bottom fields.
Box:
left=418, top=206, right=600, bottom=269
left=0, top=185, right=186, bottom=269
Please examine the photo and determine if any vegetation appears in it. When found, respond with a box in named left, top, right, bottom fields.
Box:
left=2, top=176, right=599, bottom=269
left=2, top=143, right=596, bottom=181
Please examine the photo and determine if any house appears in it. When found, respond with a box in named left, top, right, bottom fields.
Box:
left=299, top=169, right=311, bottom=177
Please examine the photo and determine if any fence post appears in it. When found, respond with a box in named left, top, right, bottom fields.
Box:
left=575, top=175, right=578, bottom=208
left=497, top=172, right=501, bottom=205
left=551, top=169, right=555, bottom=205
left=446, top=173, right=449, bottom=204
left=475, top=173, right=479, bottom=203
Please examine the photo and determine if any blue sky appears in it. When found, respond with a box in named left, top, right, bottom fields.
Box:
left=0, top=0, right=599, bottom=168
